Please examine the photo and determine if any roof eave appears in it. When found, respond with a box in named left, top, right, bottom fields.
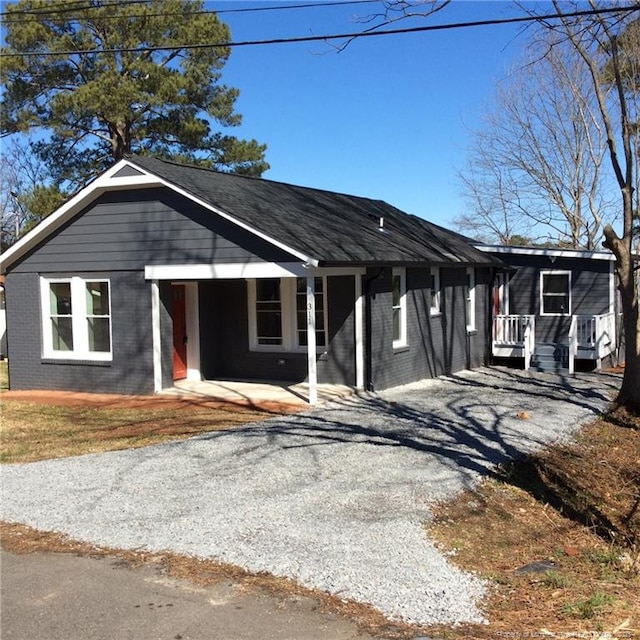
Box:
left=0, top=158, right=319, bottom=274
left=476, top=243, right=616, bottom=261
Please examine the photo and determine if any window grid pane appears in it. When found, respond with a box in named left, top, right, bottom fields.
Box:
left=295, top=278, right=326, bottom=348
left=542, top=274, right=570, bottom=314
left=87, top=317, right=111, bottom=352
left=256, top=279, right=283, bottom=346
left=392, top=270, right=405, bottom=345
left=49, top=283, right=73, bottom=351
left=85, top=282, right=111, bottom=352
left=430, top=269, right=440, bottom=313
left=392, top=275, right=401, bottom=308
left=51, top=318, right=74, bottom=351
left=86, top=281, right=109, bottom=316
left=393, top=308, right=401, bottom=342
left=50, top=282, right=72, bottom=316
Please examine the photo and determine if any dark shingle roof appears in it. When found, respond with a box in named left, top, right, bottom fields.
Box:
left=127, top=154, right=500, bottom=267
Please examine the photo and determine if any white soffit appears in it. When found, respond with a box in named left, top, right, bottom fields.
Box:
left=144, top=263, right=367, bottom=280
left=475, top=244, right=615, bottom=261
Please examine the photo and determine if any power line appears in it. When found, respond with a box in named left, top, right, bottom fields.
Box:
left=1, top=4, right=639, bottom=58
left=2, top=0, right=150, bottom=16
left=1, top=0, right=379, bottom=21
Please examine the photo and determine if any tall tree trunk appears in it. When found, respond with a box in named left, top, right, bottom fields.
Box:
left=604, top=219, right=640, bottom=412
left=618, top=297, right=640, bottom=411
left=110, top=121, right=131, bottom=161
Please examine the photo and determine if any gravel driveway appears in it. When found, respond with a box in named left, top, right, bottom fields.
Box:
left=0, top=367, right=620, bottom=626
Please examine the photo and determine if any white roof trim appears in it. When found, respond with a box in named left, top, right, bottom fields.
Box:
left=145, top=263, right=367, bottom=280
left=146, top=262, right=310, bottom=280
left=0, top=158, right=317, bottom=273
left=475, top=244, right=615, bottom=261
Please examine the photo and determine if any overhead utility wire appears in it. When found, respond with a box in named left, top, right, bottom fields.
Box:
left=1, top=0, right=378, bottom=20
left=2, top=0, right=149, bottom=15
left=1, top=4, right=639, bottom=58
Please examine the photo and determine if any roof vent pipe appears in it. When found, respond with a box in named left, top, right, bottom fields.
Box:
left=378, top=216, right=385, bottom=232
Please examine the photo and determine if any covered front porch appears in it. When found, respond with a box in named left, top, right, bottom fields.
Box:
left=493, top=312, right=617, bottom=372
left=147, top=262, right=366, bottom=405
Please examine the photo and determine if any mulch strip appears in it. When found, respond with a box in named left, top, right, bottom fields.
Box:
left=0, top=389, right=304, bottom=414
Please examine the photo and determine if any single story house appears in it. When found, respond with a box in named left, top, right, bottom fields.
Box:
left=0, top=155, right=503, bottom=403
left=477, top=244, right=619, bottom=372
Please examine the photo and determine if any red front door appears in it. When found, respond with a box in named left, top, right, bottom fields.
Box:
left=172, top=285, right=188, bottom=381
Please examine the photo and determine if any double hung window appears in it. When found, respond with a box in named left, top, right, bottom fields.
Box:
left=541, top=271, right=571, bottom=315
left=429, top=267, right=441, bottom=315
left=249, top=277, right=327, bottom=351
left=254, top=279, right=283, bottom=347
left=392, top=268, right=407, bottom=348
left=296, top=277, right=326, bottom=348
left=42, top=277, right=112, bottom=360
left=466, top=268, right=476, bottom=332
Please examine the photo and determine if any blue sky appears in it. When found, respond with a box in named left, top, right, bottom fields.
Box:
left=216, top=0, right=540, bottom=230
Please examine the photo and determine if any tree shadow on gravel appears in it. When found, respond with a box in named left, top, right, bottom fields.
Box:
left=187, top=367, right=621, bottom=492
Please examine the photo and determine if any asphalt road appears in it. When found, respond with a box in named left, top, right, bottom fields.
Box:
left=0, top=550, right=380, bottom=640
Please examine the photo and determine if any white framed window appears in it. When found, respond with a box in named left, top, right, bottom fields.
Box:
left=540, top=271, right=571, bottom=315
left=248, top=277, right=327, bottom=351
left=429, top=267, right=441, bottom=315
left=40, top=276, right=112, bottom=360
left=466, top=268, right=476, bottom=332
left=392, top=267, right=407, bottom=348
left=254, top=278, right=283, bottom=347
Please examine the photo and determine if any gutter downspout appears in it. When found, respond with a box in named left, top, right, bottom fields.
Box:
left=364, top=268, right=384, bottom=392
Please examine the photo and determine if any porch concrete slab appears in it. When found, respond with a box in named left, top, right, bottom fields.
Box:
left=162, top=379, right=355, bottom=406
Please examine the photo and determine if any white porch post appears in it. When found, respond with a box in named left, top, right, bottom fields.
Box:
left=306, top=275, right=318, bottom=405
left=151, top=279, right=162, bottom=393
left=354, top=273, right=364, bottom=390
left=184, top=282, right=201, bottom=381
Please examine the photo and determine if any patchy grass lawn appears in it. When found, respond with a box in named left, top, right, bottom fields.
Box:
left=426, top=413, right=640, bottom=639
left=0, top=360, right=8, bottom=391
left=1, top=390, right=638, bottom=639
left=0, top=395, right=291, bottom=463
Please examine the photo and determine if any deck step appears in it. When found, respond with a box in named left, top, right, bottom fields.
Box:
left=531, top=343, right=569, bottom=372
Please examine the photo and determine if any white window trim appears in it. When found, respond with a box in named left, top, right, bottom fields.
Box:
left=40, top=276, right=113, bottom=361
left=466, top=268, right=476, bottom=332
left=430, top=267, right=441, bottom=316
left=496, top=272, right=510, bottom=316
left=247, top=277, right=328, bottom=352
left=540, top=270, right=572, bottom=316
left=392, top=267, right=407, bottom=349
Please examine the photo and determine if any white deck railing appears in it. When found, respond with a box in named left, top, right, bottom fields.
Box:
left=494, top=312, right=616, bottom=371
left=574, top=312, right=616, bottom=359
left=523, top=316, right=535, bottom=371
left=494, top=315, right=536, bottom=370
left=568, top=316, right=578, bottom=374
left=494, top=314, right=536, bottom=345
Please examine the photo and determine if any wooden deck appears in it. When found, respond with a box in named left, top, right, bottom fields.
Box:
left=493, top=312, right=617, bottom=371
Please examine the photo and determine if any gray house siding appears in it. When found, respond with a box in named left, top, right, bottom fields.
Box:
left=197, top=276, right=357, bottom=386
left=469, top=267, right=492, bottom=370
left=5, top=270, right=156, bottom=394
left=10, top=188, right=298, bottom=274
left=159, top=281, right=175, bottom=390
left=4, top=186, right=310, bottom=394
left=367, top=266, right=492, bottom=390
left=506, top=254, right=611, bottom=344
